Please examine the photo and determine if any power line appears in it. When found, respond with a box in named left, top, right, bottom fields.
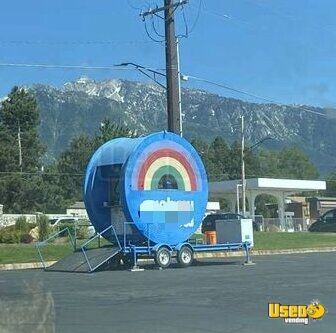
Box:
left=187, top=75, right=275, bottom=103
left=199, top=0, right=336, bottom=40
left=0, top=171, right=84, bottom=176
left=144, top=18, right=165, bottom=43
left=198, top=4, right=231, bottom=22
left=178, top=4, right=189, bottom=38
left=0, top=63, right=132, bottom=70
left=242, top=0, right=336, bottom=36
left=151, top=16, right=165, bottom=38
left=0, top=62, right=166, bottom=72
left=186, top=75, right=327, bottom=117
left=183, top=0, right=203, bottom=35
left=0, top=40, right=153, bottom=46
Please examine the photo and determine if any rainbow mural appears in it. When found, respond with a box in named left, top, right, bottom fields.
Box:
left=137, top=149, right=197, bottom=191
left=130, top=139, right=202, bottom=192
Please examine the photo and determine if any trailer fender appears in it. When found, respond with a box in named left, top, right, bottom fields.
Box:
left=174, top=242, right=193, bottom=252
left=151, top=244, right=173, bottom=254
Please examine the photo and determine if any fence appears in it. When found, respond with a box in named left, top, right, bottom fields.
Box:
left=254, top=217, right=309, bottom=232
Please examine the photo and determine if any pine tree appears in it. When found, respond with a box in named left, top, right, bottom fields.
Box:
left=0, top=87, right=44, bottom=172
left=208, top=137, right=230, bottom=180
left=0, top=87, right=46, bottom=213
left=56, top=119, right=137, bottom=202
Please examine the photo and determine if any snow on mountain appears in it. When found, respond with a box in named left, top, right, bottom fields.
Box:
left=63, top=76, right=124, bottom=102
left=26, top=77, right=336, bottom=174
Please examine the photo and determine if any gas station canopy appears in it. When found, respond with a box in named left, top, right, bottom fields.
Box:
left=209, top=178, right=326, bottom=227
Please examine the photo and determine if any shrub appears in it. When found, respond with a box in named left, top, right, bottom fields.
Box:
left=15, top=216, right=31, bottom=233
left=20, top=233, right=34, bottom=244
left=77, top=226, right=89, bottom=240
left=57, top=222, right=76, bottom=238
left=76, top=219, right=90, bottom=240
left=0, top=227, right=20, bottom=244
left=37, top=214, right=50, bottom=241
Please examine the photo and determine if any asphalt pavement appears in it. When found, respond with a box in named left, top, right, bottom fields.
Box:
left=0, top=253, right=335, bottom=333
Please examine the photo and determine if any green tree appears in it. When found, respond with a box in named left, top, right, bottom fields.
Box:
left=227, top=141, right=260, bottom=180
left=257, top=146, right=318, bottom=179
left=190, top=138, right=216, bottom=181
left=0, top=87, right=44, bottom=172
left=277, top=146, right=318, bottom=179
left=258, top=149, right=281, bottom=178
left=56, top=135, right=94, bottom=201
left=0, top=87, right=47, bottom=213
left=94, top=119, right=136, bottom=148
left=208, top=137, right=231, bottom=180
left=255, top=194, right=278, bottom=218
left=55, top=119, right=136, bottom=203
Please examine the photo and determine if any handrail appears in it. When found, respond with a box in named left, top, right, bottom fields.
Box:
left=38, top=227, right=75, bottom=247
left=80, top=224, right=113, bottom=249
left=123, top=221, right=153, bottom=251
left=36, top=227, right=74, bottom=269
left=80, top=224, right=121, bottom=272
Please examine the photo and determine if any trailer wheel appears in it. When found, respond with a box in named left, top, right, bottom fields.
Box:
left=177, top=246, right=194, bottom=267
left=154, top=247, right=171, bottom=268
left=122, top=255, right=133, bottom=269
left=108, top=254, right=122, bottom=270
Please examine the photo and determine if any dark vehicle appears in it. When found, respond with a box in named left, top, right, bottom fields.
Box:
left=201, top=212, right=245, bottom=233
left=309, top=209, right=336, bottom=232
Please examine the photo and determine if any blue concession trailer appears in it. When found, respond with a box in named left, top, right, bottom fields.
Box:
left=81, top=131, right=252, bottom=270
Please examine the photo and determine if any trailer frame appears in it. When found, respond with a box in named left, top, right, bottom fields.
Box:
left=111, top=221, right=253, bottom=270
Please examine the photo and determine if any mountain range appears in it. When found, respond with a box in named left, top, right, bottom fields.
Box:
left=26, top=77, right=336, bottom=175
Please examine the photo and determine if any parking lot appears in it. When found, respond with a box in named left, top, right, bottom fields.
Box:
left=0, top=252, right=335, bottom=333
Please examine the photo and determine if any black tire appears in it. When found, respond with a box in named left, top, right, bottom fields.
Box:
left=108, top=254, right=122, bottom=270
left=122, top=255, right=133, bottom=269
left=154, top=247, right=172, bottom=268
left=177, top=246, right=194, bottom=267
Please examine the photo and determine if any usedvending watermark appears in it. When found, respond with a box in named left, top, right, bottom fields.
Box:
left=268, top=300, right=326, bottom=325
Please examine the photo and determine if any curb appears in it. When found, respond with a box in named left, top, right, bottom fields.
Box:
left=194, top=247, right=336, bottom=259
left=0, top=261, right=56, bottom=271
left=1, top=247, right=336, bottom=271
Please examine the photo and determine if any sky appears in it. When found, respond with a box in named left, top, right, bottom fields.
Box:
left=0, top=0, right=335, bottom=107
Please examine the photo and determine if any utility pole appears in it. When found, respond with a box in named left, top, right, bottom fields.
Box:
left=141, top=0, right=187, bottom=135
left=164, top=0, right=181, bottom=135
left=176, top=37, right=183, bottom=136
left=241, top=115, right=246, bottom=216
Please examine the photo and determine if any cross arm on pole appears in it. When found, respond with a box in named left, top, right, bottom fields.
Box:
left=140, top=0, right=188, bottom=18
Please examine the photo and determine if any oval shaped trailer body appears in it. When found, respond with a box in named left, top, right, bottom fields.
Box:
left=84, top=131, right=208, bottom=245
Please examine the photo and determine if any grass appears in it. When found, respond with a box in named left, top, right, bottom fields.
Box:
left=253, top=232, right=336, bottom=250
left=0, top=232, right=336, bottom=264
left=0, top=243, right=73, bottom=264
left=0, top=236, right=117, bottom=264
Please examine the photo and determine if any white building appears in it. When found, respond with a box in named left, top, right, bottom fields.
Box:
left=209, top=178, right=326, bottom=228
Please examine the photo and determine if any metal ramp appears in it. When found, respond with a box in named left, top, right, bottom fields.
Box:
left=46, top=245, right=121, bottom=273
left=37, top=225, right=122, bottom=273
